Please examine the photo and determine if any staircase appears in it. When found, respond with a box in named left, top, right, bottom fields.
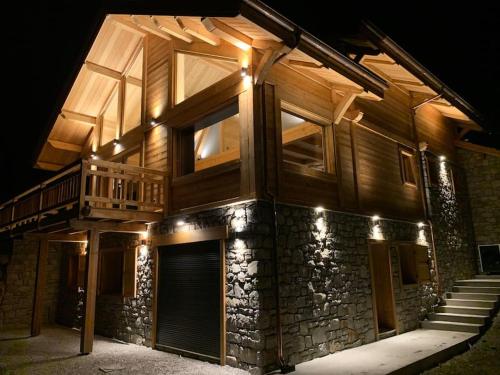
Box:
left=421, top=275, right=500, bottom=334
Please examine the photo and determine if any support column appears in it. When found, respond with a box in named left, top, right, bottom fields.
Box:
left=80, top=229, right=100, bottom=354
left=31, top=239, right=49, bottom=336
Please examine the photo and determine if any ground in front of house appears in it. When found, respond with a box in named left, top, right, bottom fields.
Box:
left=0, top=325, right=249, bottom=375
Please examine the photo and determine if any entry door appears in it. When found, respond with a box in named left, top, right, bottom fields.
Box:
left=369, top=242, right=397, bottom=336
left=156, top=240, right=221, bottom=361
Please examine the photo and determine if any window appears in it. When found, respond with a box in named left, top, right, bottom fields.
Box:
left=281, top=108, right=326, bottom=172
left=178, top=101, right=240, bottom=175
left=99, top=48, right=143, bottom=146
left=399, top=149, right=417, bottom=186
left=398, top=244, right=431, bottom=285
left=175, top=52, right=239, bottom=104
left=98, top=247, right=137, bottom=297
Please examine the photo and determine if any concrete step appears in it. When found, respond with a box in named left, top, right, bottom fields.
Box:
left=453, top=286, right=500, bottom=294
left=456, top=279, right=500, bottom=287
left=421, top=320, right=482, bottom=334
left=438, top=305, right=493, bottom=316
left=445, top=298, right=496, bottom=308
left=428, top=312, right=488, bottom=325
left=447, top=292, right=499, bottom=301
left=475, top=274, right=500, bottom=279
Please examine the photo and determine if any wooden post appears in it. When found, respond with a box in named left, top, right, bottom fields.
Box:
left=31, top=239, right=49, bottom=336
left=80, top=229, right=100, bottom=354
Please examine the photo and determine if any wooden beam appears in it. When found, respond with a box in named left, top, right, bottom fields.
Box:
left=333, top=92, right=358, bottom=125
left=47, top=139, right=83, bottom=153
left=255, top=48, right=283, bottom=85
left=84, top=61, right=122, bottom=81
left=70, top=219, right=148, bottom=233
left=107, top=15, right=147, bottom=37
left=201, top=17, right=252, bottom=50
left=126, top=76, right=142, bottom=87
left=24, top=232, right=87, bottom=242
left=392, top=78, right=425, bottom=87
left=362, top=58, right=396, bottom=66
left=251, top=39, right=284, bottom=50
left=455, top=140, right=500, bottom=157
left=175, top=17, right=220, bottom=46
left=282, top=123, right=322, bottom=144
left=196, top=148, right=240, bottom=171
left=60, top=110, right=97, bottom=126
left=151, top=16, right=193, bottom=43
left=287, top=59, right=323, bottom=69
left=36, top=161, right=64, bottom=171
left=130, top=15, right=172, bottom=41
left=80, top=230, right=99, bottom=354
left=31, top=239, right=48, bottom=337
left=152, top=225, right=228, bottom=247
left=456, top=127, right=471, bottom=140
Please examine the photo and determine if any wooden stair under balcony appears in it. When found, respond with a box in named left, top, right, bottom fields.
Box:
left=0, top=159, right=166, bottom=237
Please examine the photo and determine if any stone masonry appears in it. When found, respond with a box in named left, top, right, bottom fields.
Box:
left=458, top=149, right=500, bottom=246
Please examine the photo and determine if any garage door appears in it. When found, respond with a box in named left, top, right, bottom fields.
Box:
left=156, top=240, right=221, bottom=361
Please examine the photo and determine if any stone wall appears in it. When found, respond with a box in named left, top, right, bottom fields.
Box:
left=0, top=239, right=63, bottom=330
left=157, top=201, right=277, bottom=375
left=424, top=154, right=478, bottom=293
left=94, top=233, right=154, bottom=346
left=275, top=204, right=437, bottom=366
left=458, top=149, right=500, bottom=247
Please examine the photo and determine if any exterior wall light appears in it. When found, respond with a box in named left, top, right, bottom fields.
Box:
left=150, top=118, right=157, bottom=126
left=439, top=155, right=446, bottom=162
left=417, top=222, right=425, bottom=228
left=240, top=66, right=249, bottom=78
left=90, top=152, right=98, bottom=160
left=372, top=215, right=380, bottom=222
left=315, top=206, right=324, bottom=213
left=113, top=139, right=120, bottom=146
left=176, top=220, right=185, bottom=226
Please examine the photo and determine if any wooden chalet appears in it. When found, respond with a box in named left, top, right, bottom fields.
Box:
left=0, top=1, right=494, bottom=373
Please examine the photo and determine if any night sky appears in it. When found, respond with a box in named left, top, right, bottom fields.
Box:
left=1, top=1, right=499, bottom=202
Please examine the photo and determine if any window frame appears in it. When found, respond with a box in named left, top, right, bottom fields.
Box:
left=399, top=147, right=417, bottom=187
left=97, top=247, right=124, bottom=297
left=397, top=242, right=431, bottom=287
left=279, top=100, right=335, bottom=176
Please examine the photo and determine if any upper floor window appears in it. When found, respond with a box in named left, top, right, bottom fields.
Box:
left=178, top=101, right=240, bottom=175
left=175, top=52, right=239, bottom=104
left=281, top=106, right=327, bottom=173
left=399, top=149, right=417, bottom=186
left=100, top=48, right=143, bottom=146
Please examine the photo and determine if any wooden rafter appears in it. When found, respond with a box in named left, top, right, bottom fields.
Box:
left=333, top=91, right=358, bottom=125
left=48, top=139, right=83, bottom=153
left=151, top=16, right=193, bottom=43
left=36, top=161, right=64, bottom=171
left=455, top=140, right=500, bottom=157
left=175, top=17, right=220, bottom=46
left=85, top=61, right=122, bottom=80
left=287, top=60, right=323, bottom=69
left=282, top=123, right=322, bottom=144
left=107, top=15, right=147, bottom=37
left=254, top=43, right=290, bottom=85
left=130, top=15, right=172, bottom=41
left=201, top=17, right=252, bottom=50
left=60, top=110, right=96, bottom=125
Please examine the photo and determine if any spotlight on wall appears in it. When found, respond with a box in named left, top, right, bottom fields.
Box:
left=150, top=118, right=157, bottom=126
left=240, top=66, right=249, bottom=78
left=439, top=155, right=446, bottom=162
left=417, top=222, right=425, bottom=228
left=90, top=152, right=98, bottom=160
left=315, top=206, right=324, bottom=213
left=113, top=139, right=120, bottom=146
left=176, top=220, right=185, bottom=227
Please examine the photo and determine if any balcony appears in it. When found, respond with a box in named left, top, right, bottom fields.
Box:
left=0, top=159, right=166, bottom=235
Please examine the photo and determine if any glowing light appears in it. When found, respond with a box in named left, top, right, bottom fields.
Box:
left=139, top=245, right=148, bottom=257
left=113, top=139, right=120, bottom=146
left=372, top=215, right=380, bottom=222
left=315, top=206, right=324, bottom=213
left=439, top=155, right=446, bottom=162
left=417, top=229, right=427, bottom=245
left=234, top=239, right=245, bottom=251
left=90, top=152, right=98, bottom=160
left=240, top=66, right=249, bottom=78
left=314, top=217, right=327, bottom=241
left=234, top=217, right=245, bottom=232
left=150, top=118, right=157, bottom=126
left=176, top=220, right=185, bottom=226
left=140, top=231, right=149, bottom=240
left=243, top=74, right=252, bottom=88
left=417, top=222, right=424, bottom=228
left=371, top=224, right=384, bottom=241
left=235, top=208, right=245, bottom=218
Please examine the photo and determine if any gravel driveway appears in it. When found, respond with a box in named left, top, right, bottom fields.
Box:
left=0, top=326, right=249, bottom=375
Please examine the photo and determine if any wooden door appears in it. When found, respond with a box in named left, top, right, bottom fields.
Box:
left=369, top=242, right=397, bottom=336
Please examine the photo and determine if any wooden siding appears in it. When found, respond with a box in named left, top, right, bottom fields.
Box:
left=336, top=119, right=357, bottom=209
left=354, top=125, right=423, bottom=219
left=355, top=85, right=413, bottom=143
left=146, top=35, right=170, bottom=123
left=145, top=125, right=168, bottom=171
left=415, top=104, right=456, bottom=161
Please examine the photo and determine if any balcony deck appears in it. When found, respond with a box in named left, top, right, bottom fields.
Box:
left=0, top=159, right=166, bottom=236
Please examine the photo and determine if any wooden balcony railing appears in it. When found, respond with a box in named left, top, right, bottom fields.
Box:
left=0, top=159, right=166, bottom=232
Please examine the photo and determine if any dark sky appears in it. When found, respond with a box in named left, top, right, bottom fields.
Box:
left=1, top=1, right=499, bottom=202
